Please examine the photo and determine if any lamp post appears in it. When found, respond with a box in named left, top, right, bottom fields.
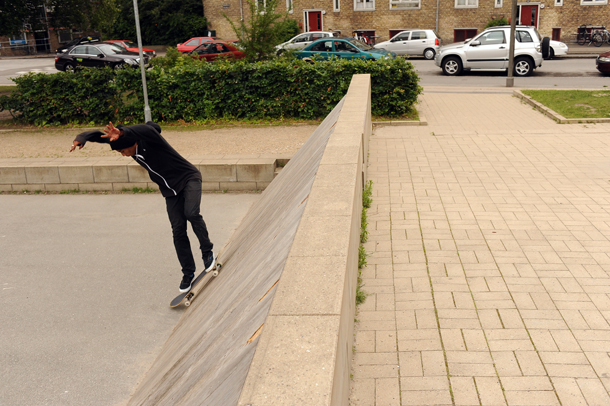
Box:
left=132, top=0, right=151, bottom=122
left=506, top=0, right=518, bottom=87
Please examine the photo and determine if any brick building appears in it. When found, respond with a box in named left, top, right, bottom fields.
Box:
left=203, top=0, right=610, bottom=44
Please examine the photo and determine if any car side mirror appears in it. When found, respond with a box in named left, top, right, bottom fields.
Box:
left=97, top=54, right=105, bottom=58
left=470, top=40, right=481, bottom=47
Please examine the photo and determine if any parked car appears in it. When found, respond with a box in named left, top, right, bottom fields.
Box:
left=190, top=41, right=245, bottom=61
left=547, top=40, right=568, bottom=59
left=177, top=37, right=217, bottom=53
left=104, top=40, right=156, bottom=57
left=435, top=25, right=546, bottom=76
left=56, top=36, right=101, bottom=54
left=295, top=38, right=396, bottom=61
left=275, top=31, right=337, bottom=53
left=374, top=29, right=441, bottom=60
left=596, top=50, right=610, bottom=75
left=55, top=43, right=149, bottom=72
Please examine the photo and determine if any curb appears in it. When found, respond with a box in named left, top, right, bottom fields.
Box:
left=372, top=114, right=428, bottom=126
left=513, top=89, right=610, bottom=124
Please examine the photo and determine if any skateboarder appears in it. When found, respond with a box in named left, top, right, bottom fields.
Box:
left=70, top=121, right=215, bottom=293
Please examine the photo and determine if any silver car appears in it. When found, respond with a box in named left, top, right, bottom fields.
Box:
left=435, top=25, right=545, bottom=76
left=374, top=29, right=441, bottom=60
left=276, top=31, right=337, bottom=54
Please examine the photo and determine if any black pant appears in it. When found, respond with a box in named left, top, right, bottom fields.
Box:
left=165, top=179, right=213, bottom=275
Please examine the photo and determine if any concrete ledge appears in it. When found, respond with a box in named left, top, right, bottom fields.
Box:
left=238, top=74, right=370, bottom=406
left=514, top=89, right=610, bottom=124
left=0, top=156, right=289, bottom=192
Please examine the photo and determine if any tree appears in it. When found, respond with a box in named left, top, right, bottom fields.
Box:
left=107, top=0, right=207, bottom=45
left=0, top=0, right=51, bottom=36
left=0, top=0, right=118, bottom=38
left=224, top=0, right=297, bottom=61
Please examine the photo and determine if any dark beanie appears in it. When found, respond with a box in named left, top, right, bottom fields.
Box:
left=110, top=135, right=137, bottom=151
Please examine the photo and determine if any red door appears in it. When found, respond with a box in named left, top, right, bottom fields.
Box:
left=307, top=11, right=322, bottom=31
left=519, top=5, right=539, bottom=28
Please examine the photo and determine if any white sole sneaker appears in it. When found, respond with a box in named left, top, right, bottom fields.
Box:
left=204, top=254, right=216, bottom=273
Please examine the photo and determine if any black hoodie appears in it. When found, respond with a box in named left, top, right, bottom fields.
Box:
left=74, top=122, right=202, bottom=197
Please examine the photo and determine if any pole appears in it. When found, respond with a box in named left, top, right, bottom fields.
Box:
left=506, top=0, right=518, bottom=87
left=133, top=0, right=152, bottom=122
left=436, top=0, right=439, bottom=34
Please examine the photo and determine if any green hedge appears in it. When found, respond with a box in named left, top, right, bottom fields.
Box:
left=0, top=58, right=421, bottom=126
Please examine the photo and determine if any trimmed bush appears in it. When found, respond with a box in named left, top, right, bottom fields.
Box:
left=0, top=57, right=421, bottom=125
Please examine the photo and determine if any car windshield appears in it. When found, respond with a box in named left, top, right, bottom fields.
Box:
left=348, top=38, right=373, bottom=50
left=123, top=41, right=138, bottom=48
left=98, top=43, right=126, bottom=55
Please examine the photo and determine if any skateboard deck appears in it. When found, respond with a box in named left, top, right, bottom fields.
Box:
left=170, top=262, right=222, bottom=308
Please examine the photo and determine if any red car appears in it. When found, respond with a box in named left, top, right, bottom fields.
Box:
left=104, top=40, right=156, bottom=57
left=597, top=50, right=610, bottom=75
left=190, top=41, right=245, bottom=61
left=177, top=37, right=217, bottom=53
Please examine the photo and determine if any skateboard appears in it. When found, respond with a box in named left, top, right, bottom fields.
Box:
left=170, top=262, right=222, bottom=308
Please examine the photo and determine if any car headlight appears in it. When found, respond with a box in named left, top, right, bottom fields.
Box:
left=599, top=56, right=610, bottom=62
left=536, top=44, right=541, bottom=52
left=559, top=43, right=568, bottom=48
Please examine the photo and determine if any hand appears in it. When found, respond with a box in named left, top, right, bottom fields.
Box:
left=69, top=141, right=83, bottom=152
left=102, top=121, right=122, bottom=142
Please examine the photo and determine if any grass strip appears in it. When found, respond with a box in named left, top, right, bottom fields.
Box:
left=522, top=89, right=610, bottom=119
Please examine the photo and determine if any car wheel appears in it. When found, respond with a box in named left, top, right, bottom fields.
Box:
left=548, top=48, right=555, bottom=60
left=514, top=57, right=533, bottom=77
left=64, top=63, right=75, bottom=73
left=442, top=57, right=462, bottom=76
left=276, top=49, right=285, bottom=56
left=423, top=48, right=436, bottom=60
left=114, top=63, right=125, bottom=70
left=541, top=37, right=550, bottom=59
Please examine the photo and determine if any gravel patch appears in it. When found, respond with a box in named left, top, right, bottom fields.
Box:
left=0, top=125, right=318, bottom=159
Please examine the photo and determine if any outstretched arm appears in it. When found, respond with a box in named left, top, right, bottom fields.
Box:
left=69, top=128, right=110, bottom=152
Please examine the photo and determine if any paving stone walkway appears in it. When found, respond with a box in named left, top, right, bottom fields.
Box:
left=350, top=86, right=610, bottom=406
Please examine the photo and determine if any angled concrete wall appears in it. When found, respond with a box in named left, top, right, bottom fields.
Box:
left=127, top=74, right=371, bottom=406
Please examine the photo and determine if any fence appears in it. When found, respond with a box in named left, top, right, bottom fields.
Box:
left=0, top=37, right=52, bottom=57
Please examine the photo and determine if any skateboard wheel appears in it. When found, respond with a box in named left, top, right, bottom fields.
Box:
left=185, top=301, right=191, bottom=307
left=212, top=270, right=219, bottom=277
left=217, top=263, right=222, bottom=269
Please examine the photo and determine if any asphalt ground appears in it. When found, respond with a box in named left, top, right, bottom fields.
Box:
left=0, top=192, right=260, bottom=405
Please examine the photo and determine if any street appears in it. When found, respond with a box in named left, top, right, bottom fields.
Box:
left=410, top=57, right=610, bottom=88
left=0, top=57, right=56, bottom=85
left=1, top=55, right=610, bottom=88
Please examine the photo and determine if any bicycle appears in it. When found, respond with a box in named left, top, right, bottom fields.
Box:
left=592, top=28, right=610, bottom=47
left=577, top=25, right=593, bottom=45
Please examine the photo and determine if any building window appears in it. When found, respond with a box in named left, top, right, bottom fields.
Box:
left=334, top=0, right=340, bottom=11
left=555, top=0, right=563, bottom=5
left=495, top=0, right=502, bottom=7
left=454, top=28, right=477, bottom=42
left=355, top=0, right=375, bottom=11
left=581, top=0, right=607, bottom=4
left=455, top=0, right=477, bottom=7
left=286, top=0, right=293, bottom=12
left=390, top=0, right=420, bottom=9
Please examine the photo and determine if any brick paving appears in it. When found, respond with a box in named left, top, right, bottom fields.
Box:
left=350, top=86, right=610, bottom=405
